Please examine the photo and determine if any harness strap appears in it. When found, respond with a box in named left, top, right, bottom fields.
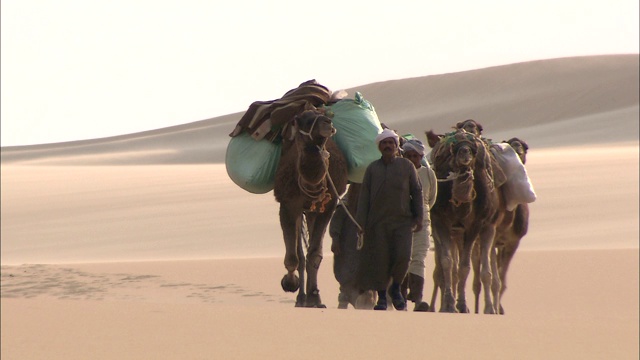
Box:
left=297, top=115, right=321, bottom=140
left=317, top=145, right=364, bottom=249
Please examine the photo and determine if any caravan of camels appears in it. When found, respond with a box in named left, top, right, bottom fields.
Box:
left=227, top=81, right=536, bottom=314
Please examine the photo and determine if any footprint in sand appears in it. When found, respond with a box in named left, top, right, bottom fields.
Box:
left=1, top=265, right=288, bottom=305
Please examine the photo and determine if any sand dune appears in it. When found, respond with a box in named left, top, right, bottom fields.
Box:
left=1, top=54, right=638, bottom=359
left=1, top=54, right=637, bottom=165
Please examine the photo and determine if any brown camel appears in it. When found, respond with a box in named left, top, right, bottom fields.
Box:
left=425, top=119, right=485, bottom=312
left=472, top=137, right=530, bottom=314
left=426, top=119, right=483, bottom=148
left=429, top=129, right=503, bottom=313
left=274, top=109, right=348, bottom=307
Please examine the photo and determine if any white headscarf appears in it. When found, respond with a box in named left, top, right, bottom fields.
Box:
left=402, top=139, right=425, bottom=156
left=375, top=128, right=399, bottom=146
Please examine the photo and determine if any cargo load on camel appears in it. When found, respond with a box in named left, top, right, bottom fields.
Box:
left=226, top=80, right=383, bottom=194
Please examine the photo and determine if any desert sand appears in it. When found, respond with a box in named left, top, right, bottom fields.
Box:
left=2, top=54, right=639, bottom=359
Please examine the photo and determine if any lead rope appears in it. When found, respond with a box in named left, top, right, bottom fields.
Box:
left=316, top=145, right=365, bottom=250
left=437, top=171, right=464, bottom=182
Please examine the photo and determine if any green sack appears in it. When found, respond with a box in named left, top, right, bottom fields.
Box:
left=329, top=92, right=383, bottom=183
left=225, top=132, right=281, bottom=194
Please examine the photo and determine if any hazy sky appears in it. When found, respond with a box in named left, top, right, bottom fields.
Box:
left=2, top=0, right=638, bottom=146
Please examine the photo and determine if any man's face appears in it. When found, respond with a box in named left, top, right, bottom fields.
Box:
left=403, top=150, right=422, bottom=168
left=378, top=138, right=398, bottom=156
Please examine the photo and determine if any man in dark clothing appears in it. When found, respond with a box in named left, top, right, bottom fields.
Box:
left=330, top=183, right=363, bottom=309
left=355, top=129, right=424, bottom=311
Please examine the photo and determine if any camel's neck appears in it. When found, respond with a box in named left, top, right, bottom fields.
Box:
left=298, top=145, right=329, bottom=185
left=451, top=168, right=475, bottom=206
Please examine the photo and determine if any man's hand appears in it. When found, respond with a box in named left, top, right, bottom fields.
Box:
left=331, top=240, right=340, bottom=255
left=412, top=220, right=423, bottom=233
left=356, top=229, right=365, bottom=250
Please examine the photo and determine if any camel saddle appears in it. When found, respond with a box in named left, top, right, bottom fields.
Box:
left=229, top=80, right=333, bottom=143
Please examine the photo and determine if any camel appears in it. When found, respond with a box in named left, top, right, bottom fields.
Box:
left=428, top=129, right=503, bottom=313
left=274, top=109, right=348, bottom=307
left=472, top=137, right=530, bottom=314
left=425, top=120, right=484, bottom=312
left=426, top=119, right=482, bottom=148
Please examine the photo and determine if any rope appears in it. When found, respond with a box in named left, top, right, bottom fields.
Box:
left=316, top=145, right=365, bottom=250
left=437, top=171, right=464, bottom=182
left=300, top=214, right=309, bottom=251
left=297, top=115, right=321, bottom=140
left=295, top=129, right=331, bottom=208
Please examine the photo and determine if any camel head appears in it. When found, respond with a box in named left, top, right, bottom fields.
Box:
left=444, top=131, right=484, bottom=207
left=453, top=142, right=475, bottom=168
left=448, top=131, right=480, bottom=170
left=293, top=110, right=336, bottom=148
left=454, top=119, right=483, bottom=136
left=503, top=137, right=529, bottom=165
left=295, top=110, right=335, bottom=138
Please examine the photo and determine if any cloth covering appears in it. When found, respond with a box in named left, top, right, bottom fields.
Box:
left=225, top=132, right=282, bottom=194
left=375, top=129, right=399, bottom=146
left=402, top=139, right=426, bottom=156
left=328, top=92, right=384, bottom=183
left=229, top=79, right=332, bottom=142
left=490, top=143, right=537, bottom=210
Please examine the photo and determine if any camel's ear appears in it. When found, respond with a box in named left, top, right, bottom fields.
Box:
left=475, top=140, right=491, bottom=170
left=288, top=115, right=301, bottom=140
left=425, top=130, right=441, bottom=148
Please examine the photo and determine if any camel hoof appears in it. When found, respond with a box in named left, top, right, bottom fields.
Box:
left=484, top=306, right=496, bottom=315
left=305, top=291, right=324, bottom=308
left=281, top=274, right=300, bottom=293
left=295, top=293, right=306, bottom=307
left=414, top=301, right=430, bottom=312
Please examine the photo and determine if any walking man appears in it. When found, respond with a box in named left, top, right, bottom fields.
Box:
left=355, top=129, right=424, bottom=311
left=401, top=139, right=437, bottom=311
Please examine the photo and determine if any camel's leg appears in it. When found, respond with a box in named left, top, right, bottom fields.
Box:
left=471, top=242, right=481, bottom=314
left=497, top=204, right=528, bottom=314
left=279, top=204, right=301, bottom=294
left=449, top=243, right=460, bottom=309
left=295, top=226, right=306, bottom=307
left=451, top=229, right=463, bottom=301
left=431, top=223, right=456, bottom=313
left=429, top=250, right=441, bottom=312
left=478, top=226, right=497, bottom=314
left=455, top=233, right=474, bottom=314
left=490, top=245, right=501, bottom=314
left=304, top=211, right=331, bottom=308
left=497, top=236, right=521, bottom=315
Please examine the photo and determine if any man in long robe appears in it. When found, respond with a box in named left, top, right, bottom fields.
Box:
left=355, top=129, right=424, bottom=311
left=401, top=139, right=437, bottom=311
